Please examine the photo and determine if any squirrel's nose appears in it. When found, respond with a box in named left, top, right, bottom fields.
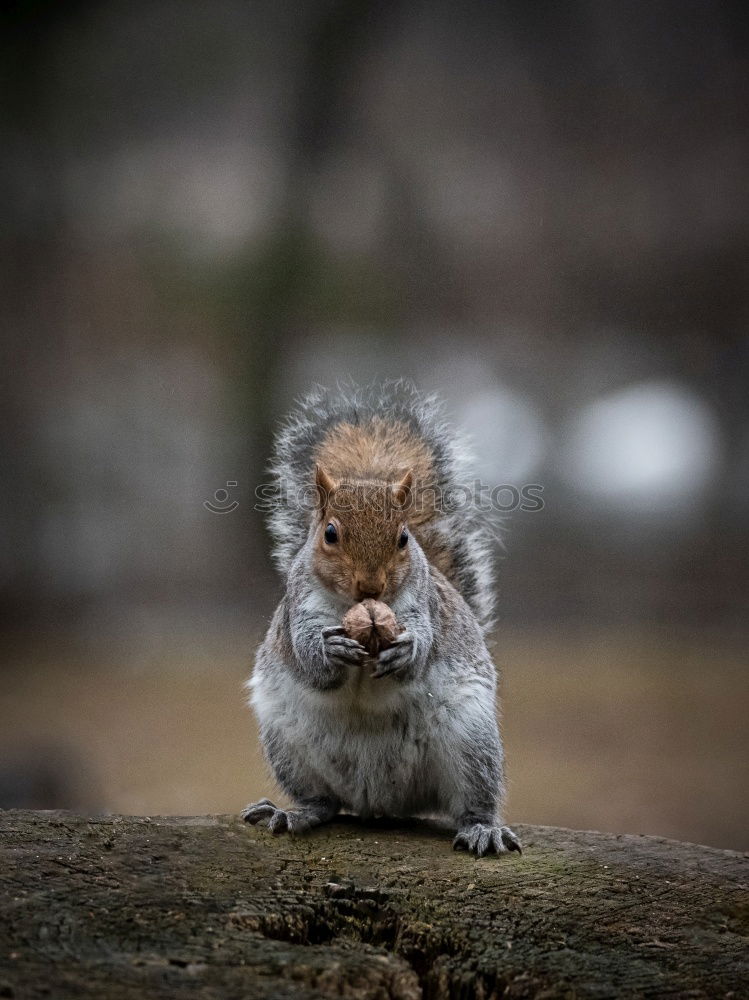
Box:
left=354, top=576, right=385, bottom=601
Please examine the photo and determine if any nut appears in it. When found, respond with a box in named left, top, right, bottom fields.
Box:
left=342, top=599, right=404, bottom=656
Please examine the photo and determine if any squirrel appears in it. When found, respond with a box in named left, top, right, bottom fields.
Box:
left=242, top=381, right=521, bottom=857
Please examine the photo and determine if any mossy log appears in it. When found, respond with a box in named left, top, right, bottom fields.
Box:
left=0, top=810, right=746, bottom=999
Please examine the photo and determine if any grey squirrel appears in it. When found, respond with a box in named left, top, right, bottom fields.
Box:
left=242, top=382, right=521, bottom=857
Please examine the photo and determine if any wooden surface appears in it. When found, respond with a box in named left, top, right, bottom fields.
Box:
left=0, top=810, right=747, bottom=999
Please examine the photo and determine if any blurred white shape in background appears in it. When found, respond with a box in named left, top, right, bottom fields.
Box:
left=561, top=381, right=722, bottom=512
left=456, top=388, right=547, bottom=485
left=416, top=346, right=547, bottom=485
left=281, top=336, right=548, bottom=488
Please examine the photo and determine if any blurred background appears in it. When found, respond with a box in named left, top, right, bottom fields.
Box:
left=1, top=0, right=747, bottom=850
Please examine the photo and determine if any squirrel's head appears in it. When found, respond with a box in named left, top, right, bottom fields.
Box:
left=311, top=464, right=413, bottom=603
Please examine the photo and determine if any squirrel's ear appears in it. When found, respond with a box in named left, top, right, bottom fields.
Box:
left=392, top=469, right=413, bottom=510
left=315, top=464, right=337, bottom=510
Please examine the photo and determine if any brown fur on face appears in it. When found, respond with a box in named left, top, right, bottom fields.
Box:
left=314, top=419, right=436, bottom=528
left=312, top=468, right=412, bottom=603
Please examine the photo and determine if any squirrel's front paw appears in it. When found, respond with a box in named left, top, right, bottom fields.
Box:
left=371, top=631, right=415, bottom=679
left=322, top=625, right=368, bottom=667
left=241, top=798, right=312, bottom=836
left=453, top=823, right=522, bottom=857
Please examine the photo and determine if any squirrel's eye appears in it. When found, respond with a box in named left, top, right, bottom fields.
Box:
left=324, top=523, right=338, bottom=544
left=398, top=528, right=409, bottom=549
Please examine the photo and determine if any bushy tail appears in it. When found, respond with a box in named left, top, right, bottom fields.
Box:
left=264, top=380, right=497, bottom=632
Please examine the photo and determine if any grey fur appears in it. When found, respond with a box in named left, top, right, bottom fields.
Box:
left=245, top=385, right=519, bottom=856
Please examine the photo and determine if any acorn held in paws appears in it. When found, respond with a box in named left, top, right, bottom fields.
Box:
left=342, top=599, right=404, bottom=656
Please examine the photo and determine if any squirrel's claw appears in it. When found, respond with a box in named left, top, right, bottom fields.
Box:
left=453, top=823, right=522, bottom=857
left=325, top=635, right=364, bottom=649
left=371, top=632, right=414, bottom=679
left=321, top=625, right=347, bottom=638
left=241, top=798, right=278, bottom=824
left=322, top=629, right=368, bottom=667
left=241, top=800, right=323, bottom=837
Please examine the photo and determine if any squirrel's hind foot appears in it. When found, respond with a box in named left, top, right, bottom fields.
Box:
left=241, top=799, right=310, bottom=836
left=453, top=823, right=522, bottom=858
left=241, top=797, right=338, bottom=837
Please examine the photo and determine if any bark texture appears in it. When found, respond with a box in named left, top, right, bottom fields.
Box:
left=0, top=810, right=746, bottom=999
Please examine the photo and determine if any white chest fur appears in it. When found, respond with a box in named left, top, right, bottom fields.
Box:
left=251, top=662, right=444, bottom=818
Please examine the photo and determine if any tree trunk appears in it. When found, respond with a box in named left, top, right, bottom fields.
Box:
left=0, top=810, right=746, bottom=998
